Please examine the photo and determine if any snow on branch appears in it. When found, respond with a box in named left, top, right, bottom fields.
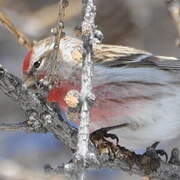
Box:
left=75, top=0, right=97, bottom=178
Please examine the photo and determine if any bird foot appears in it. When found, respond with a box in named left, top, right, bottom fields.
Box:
left=90, top=128, right=118, bottom=146
left=144, top=141, right=168, bottom=162
left=90, top=124, right=129, bottom=147
left=135, top=142, right=166, bottom=175
left=90, top=124, right=129, bottom=158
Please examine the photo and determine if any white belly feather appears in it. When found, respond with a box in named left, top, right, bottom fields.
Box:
left=93, top=66, right=180, bottom=150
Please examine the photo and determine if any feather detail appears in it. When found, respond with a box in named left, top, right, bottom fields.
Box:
left=93, top=43, right=180, bottom=70
left=93, top=43, right=150, bottom=63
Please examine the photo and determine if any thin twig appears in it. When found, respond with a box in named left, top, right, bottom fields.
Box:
left=0, top=122, right=27, bottom=131
left=44, top=0, right=69, bottom=85
left=0, top=121, right=47, bottom=133
left=0, top=11, right=34, bottom=50
left=54, top=0, right=67, bottom=49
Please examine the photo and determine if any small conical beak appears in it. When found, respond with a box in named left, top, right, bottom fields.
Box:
left=23, top=74, right=37, bottom=88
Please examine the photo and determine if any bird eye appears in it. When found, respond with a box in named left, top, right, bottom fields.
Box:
left=33, top=59, right=42, bottom=69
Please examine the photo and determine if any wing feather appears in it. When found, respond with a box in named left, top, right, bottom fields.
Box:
left=94, top=44, right=180, bottom=70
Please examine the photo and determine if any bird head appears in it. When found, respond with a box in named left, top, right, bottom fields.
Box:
left=22, top=36, right=83, bottom=88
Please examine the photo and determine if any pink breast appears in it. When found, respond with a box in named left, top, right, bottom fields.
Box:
left=47, top=81, right=146, bottom=132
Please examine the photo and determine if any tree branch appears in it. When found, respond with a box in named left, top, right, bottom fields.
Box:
left=0, top=64, right=78, bottom=149
left=1, top=63, right=180, bottom=179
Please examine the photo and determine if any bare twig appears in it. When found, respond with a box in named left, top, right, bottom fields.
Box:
left=41, top=0, right=69, bottom=85
left=0, top=122, right=27, bottom=131
left=0, top=11, right=34, bottom=50
left=0, top=121, right=47, bottom=133
left=54, top=0, right=68, bottom=49
left=166, top=0, right=180, bottom=46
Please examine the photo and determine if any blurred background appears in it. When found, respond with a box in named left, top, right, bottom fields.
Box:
left=0, top=0, right=179, bottom=179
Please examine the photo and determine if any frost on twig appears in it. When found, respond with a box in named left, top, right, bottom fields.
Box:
left=74, top=0, right=97, bottom=179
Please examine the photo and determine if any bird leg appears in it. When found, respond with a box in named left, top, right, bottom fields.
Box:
left=135, top=142, right=167, bottom=176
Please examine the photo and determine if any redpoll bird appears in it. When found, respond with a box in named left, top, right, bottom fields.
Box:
left=23, top=35, right=180, bottom=150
